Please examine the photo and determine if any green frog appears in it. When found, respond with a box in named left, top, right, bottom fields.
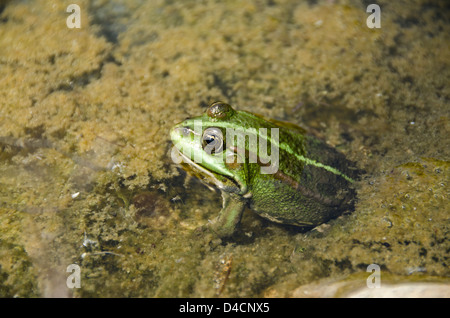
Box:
left=170, top=102, right=358, bottom=238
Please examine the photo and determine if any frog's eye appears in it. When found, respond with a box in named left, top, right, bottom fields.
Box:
left=202, top=127, right=224, bottom=154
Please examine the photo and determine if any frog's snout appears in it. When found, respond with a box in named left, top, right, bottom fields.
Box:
left=170, top=126, right=182, bottom=143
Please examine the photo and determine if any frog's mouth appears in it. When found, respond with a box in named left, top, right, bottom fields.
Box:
left=174, top=149, right=242, bottom=194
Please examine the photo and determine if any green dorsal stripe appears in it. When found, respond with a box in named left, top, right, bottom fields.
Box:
left=210, top=121, right=355, bottom=183
left=244, top=125, right=355, bottom=183
left=284, top=144, right=355, bottom=183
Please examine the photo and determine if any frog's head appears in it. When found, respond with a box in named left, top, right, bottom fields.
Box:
left=170, top=102, right=248, bottom=195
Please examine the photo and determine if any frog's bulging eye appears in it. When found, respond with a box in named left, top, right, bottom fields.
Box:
left=207, top=102, right=234, bottom=119
left=202, top=127, right=224, bottom=154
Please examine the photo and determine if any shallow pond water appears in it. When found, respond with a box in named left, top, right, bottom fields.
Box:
left=0, top=0, right=448, bottom=297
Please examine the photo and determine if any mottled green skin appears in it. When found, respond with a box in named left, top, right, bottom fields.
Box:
left=249, top=134, right=357, bottom=226
left=171, top=102, right=358, bottom=238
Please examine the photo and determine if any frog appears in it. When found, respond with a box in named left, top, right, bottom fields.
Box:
left=170, top=101, right=359, bottom=238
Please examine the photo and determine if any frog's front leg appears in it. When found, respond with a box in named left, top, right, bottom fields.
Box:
left=210, top=190, right=246, bottom=238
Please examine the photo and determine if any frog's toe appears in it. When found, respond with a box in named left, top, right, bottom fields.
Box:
left=208, top=223, right=237, bottom=240
left=191, top=224, right=224, bottom=248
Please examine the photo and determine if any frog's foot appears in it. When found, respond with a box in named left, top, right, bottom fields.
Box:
left=208, top=220, right=238, bottom=239
left=191, top=222, right=225, bottom=248
left=208, top=191, right=246, bottom=239
left=191, top=191, right=246, bottom=242
left=191, top=218, right=239, bottom=245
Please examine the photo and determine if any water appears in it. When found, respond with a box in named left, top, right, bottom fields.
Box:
left=0, top=0, right=448, bottom=297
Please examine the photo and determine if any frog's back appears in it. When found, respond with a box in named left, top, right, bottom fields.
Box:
left=248, top=126, right=358, bottom=227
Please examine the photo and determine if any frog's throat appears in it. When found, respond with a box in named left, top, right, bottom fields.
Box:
left=176, top=150, right=249, bottom=196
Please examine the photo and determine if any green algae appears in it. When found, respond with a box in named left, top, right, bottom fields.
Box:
left=0, top=0, right=449, bottom=297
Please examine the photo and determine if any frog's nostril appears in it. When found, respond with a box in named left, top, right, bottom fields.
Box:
left=170, top=126, right=191, bottom=138
left=182, top=127, right=190, bottom=136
